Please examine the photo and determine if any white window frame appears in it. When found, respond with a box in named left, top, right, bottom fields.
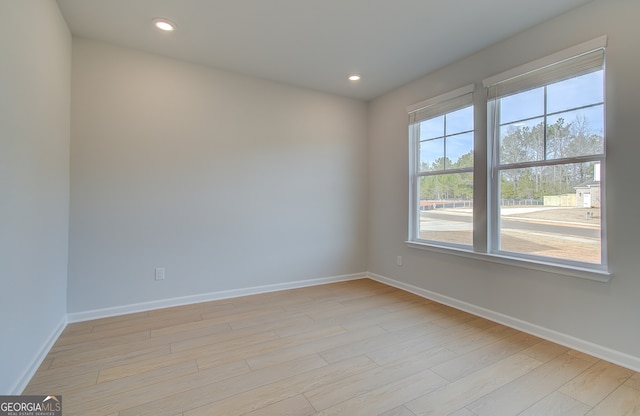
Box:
left=406, top=36, right=610, bottom=282
left=407, top=84, right=475, bottom=249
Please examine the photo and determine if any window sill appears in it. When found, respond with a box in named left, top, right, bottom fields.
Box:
left=405, top=241, right=611, bottom=282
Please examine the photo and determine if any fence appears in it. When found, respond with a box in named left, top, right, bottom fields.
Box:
left=420, top=200, right=473, bottom=210
left=420, top=199, right=543, bottom=210
left=500, top=199, right=543, bottom=207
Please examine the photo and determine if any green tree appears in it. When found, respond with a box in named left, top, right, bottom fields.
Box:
left=499, top=116, right=603, bottom=200
left=452, top=150, right=474, bottom=169
left=419, top=152, right=474, bottom=201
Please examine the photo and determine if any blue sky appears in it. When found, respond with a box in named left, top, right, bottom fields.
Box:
left=418, top=70, right=604, bottom=170
left=500, top=70, right=604, bottom=133
left=419, top=106, right=473, bottom=169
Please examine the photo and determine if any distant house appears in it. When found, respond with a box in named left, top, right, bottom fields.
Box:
left=575, top=179, right=601, bottom=208
left=575, top=163, right=601, bottom=208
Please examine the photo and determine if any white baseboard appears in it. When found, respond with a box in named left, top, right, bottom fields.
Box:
left=366, top=272, right=640, bottom=373
left=67, top=272, right=366, bottom=323
left=11, top=315, right=68, bottom=395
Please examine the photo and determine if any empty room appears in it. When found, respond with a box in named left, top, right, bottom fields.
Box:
left=2, top=0, right=640, bottom=414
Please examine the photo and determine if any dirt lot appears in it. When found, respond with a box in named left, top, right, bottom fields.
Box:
left=419, top=206, right=602, bottom=264
left=504, top=207, right=601, bottom=226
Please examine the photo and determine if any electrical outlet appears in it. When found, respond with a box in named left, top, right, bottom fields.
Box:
left=396, top=256, right=403, bottom=266
left=155, top=267, right=165, bottom=280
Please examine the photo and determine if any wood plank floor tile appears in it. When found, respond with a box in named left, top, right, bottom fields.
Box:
left=587, top=385, right=640, bottom=415
left=379, top=405, right=417, bottom=416
left=406, top=352, right=542, bottom=415
left=97, top=336, right=253, bottom=383
left=89, top=309, right=204, bottom=334
left=148, top=318, right=231, bottom=340
left=185, top=355, right=376, bottom=416
left=346, top=302, right=442, bottom=332
left=70, top=360, right=199, bottom=406
left=49, top=344, right=172, bottom=378
left=63, top=360, right=250, bottom=416
left=448, top=409, right=476, bottom=416
left=241, top=394, right=317, bottom=416
left=22, top=279, right=640, bottom=416
left=559, top=359, right=634, bottom=406
left=23, top=370, right=99, bottom=395
left=49, top=337, right=173, bottom=368
left=430, top=331, right=542, bottom=382
left=440, top=324, right=518, bottom=355
left=318, top=322, right=440, bottom=364
left=627, top=373, right=640, bottom=390
left=466, top=352, right=594, bottom=416
left=366, top=318, right=494, bottom=368
left=518, top=391, right=591, bottom=416
left=520, top=339, right=569, bottom=362
left=305, top=350, right=455, bottom=411
left=245, top=325, right=385, bottom=371
left=118, top=354, right=327, bottom=416
left=313, top=368, right=447, bottom=416
left=49, top=328, right=150, bottom=352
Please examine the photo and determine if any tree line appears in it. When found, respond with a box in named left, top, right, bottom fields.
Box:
left=420, top=116, right=603, bottom=201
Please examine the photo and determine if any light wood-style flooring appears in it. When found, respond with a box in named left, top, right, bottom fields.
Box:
left=24, top=279, right=640, bottom=415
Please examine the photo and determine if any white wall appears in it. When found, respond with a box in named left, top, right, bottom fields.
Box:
left=368, top=0, right=640, bottom=365
left=0, top=1, right=71, bottom=393
left=68, top=39, right=368, bottom=313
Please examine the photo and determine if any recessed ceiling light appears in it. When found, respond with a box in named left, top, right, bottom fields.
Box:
left=348, top=74, right=361, bottom=82
left=153, top=18, right=176, bottom=32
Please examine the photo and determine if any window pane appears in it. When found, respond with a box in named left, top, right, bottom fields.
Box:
left=419, top=138, right=444, bottom=171
left=418, top=173, right=473, bottom=245
left=419, top=115, right=444, bottom=140
left=547, top=70, right=604, bottom=114
left=499, top=87, right=544, bottom=124
left=498, top=162, right=601, bottom=263
left=546, top=105, right=604, bottom=159
left=446, top=106, right=473, bottom=135
left=447, top=132, right=473, bottom=168
left=499, top=117, right=544, bottom=164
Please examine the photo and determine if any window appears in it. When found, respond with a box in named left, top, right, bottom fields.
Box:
left=486, top=40, right=606, bottom=270
left=408, top=85, right=474, bottom=247
left=407, top=37, right=608, bottom=278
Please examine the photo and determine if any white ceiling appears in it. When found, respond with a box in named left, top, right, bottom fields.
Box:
left=56, top=0, right=594, bottom=101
